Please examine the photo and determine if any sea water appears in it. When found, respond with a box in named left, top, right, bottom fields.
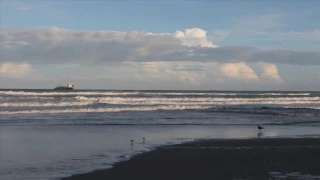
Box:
left=1, top=90, right=320, bottom=180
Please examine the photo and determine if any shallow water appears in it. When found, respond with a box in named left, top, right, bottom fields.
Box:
left=1, top=124, right=320, bottom=180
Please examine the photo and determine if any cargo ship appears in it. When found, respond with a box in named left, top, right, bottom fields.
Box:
left=54, top=83, right=74, bottom=90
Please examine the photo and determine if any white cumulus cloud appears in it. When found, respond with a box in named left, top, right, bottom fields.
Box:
left=174, top=28, right=218, bottom=47
left=1, top=27, right=320, bottom=90
left=0, top=63, right=33, bottom=78
left=131, top=61, right=205, bottom=86
left=220, top=62, right=259, bottom=81
left=1, top=27, right=319, bottom=66
left=260, top=63, right=282, bottom=82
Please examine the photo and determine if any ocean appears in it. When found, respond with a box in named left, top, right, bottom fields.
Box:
left=1, top=90, right=320, bottom=180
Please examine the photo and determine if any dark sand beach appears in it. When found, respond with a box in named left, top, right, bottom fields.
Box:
left=62, top=138, right=320, bottom=180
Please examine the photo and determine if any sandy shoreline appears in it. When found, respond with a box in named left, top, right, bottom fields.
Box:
left=61, top=138, right=320, bottom=180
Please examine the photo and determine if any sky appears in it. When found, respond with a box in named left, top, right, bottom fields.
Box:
left=0, top=0, right=320, bottom=90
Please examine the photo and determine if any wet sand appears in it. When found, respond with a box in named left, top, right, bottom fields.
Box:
left=62, top=138, right=320, bottom=180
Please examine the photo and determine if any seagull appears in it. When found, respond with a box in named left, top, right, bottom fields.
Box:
left=257, top=125, right=264, bottom=130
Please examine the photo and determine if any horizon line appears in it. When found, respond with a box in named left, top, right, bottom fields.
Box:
left=0, top=88, right=319, bottom=92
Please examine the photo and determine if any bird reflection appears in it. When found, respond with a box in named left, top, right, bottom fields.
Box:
left=257, top=132, right=264, bottom=137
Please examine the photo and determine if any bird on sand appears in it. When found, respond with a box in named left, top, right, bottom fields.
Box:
left=257, top=125, right=264, bottom=130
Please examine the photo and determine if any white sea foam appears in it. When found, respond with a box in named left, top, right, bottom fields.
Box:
left=258, top=93, right=311, bottom=96
left=0, top=105, right=211, bottom=115
left=75, top=96, right=320, bottom=102
left=0, top=102, right=93, bottom=107
left=1, top=91, right=319, bottom=113
left=1, top=95, right=319, bottom=109
left=75, top=96, right=320, bottom=105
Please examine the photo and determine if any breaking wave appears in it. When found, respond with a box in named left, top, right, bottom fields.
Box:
left=1, top=105, right=320, bottom=116
left=0, top=90, right=319, bottom=119
left=1, top=95, right=319, bottom=112
left=74, top=96, right=320, bottom=103
left=0, top=105, right=211, bottom=115
left=0, top=102, right=94, bottom=107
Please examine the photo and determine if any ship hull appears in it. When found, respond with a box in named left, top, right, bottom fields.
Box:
left=54, top=87, right=74, bottom=90
left=54, top=83, right=74, bottom=90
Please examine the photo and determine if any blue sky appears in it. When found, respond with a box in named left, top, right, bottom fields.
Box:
left=2, top=1, right=319, bottom=32
left=0, top=0, right=319, bottom=90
